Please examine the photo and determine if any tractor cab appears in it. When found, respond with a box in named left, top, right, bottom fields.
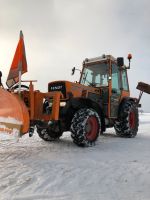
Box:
left=79, top=55, right=130, bottom=118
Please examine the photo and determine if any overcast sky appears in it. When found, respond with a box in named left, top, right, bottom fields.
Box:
left=0, top=0, right=150, bottom=111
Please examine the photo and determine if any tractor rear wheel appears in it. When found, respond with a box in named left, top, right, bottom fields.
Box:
left=114, top=101, right=139, bottom=138
left=37, top=124, right=63, bottom=141
left=70, top=108, right=101, bottom=147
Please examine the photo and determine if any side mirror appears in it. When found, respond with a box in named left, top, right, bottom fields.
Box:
left=117, top=57, right=124, bottom=67
left=71, top=67, right=75, bottom=75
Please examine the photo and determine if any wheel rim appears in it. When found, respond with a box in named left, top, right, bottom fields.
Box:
left=85, top=116, right=99, bottom=141
left=129, top=111, right=135, bottom=129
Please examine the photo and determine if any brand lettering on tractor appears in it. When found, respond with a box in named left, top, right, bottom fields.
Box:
left=50, top=86, right=63, bottom=90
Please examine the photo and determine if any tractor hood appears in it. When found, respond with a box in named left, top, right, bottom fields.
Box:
left=48, top=80, right=100, bottom=99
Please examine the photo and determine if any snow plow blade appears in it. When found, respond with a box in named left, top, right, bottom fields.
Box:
left=0, top=87, right=29, bottom=135
left=136, top=82, right=150, bottom=94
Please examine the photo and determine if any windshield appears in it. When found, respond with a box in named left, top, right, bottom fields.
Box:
left=80, top=62, right=109, bottom=87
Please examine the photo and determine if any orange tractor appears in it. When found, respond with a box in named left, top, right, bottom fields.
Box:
left=1, top=52, right=150, bottom=146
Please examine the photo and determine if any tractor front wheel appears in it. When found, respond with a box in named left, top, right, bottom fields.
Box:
left=70, top=108, right=101, bottom=147
left=37, top=123, right=63, bottom=141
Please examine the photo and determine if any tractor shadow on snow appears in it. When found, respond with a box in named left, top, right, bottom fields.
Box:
left=100, top=132, right=118, bottom=138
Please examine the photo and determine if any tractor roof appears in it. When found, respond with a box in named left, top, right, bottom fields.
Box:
left=83, top=55, right=116, bottom=65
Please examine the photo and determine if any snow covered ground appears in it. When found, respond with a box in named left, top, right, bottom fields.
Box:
left=0, top=113, right=150, bottom=200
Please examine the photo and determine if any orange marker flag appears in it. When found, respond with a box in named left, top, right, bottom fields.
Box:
left=6, top=31, right=27, bottom=88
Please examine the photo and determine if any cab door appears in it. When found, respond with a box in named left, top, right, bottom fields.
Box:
left=120, top=69, right=130, bottom=98
left=110, top=63, right=121, bottom=117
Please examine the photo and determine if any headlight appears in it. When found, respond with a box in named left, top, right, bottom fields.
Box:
left=60, top=102, right=66, bottom=107
left=49, top=102, right=53, bottom=107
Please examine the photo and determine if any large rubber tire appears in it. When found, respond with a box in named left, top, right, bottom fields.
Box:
left=70, top=108, right=101, bottom=147
left=114, top=101, right=139, bottom=138
left=37, top=125, right=63, bottom=141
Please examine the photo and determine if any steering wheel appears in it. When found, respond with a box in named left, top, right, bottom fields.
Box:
left=10, top=83, right=29, bottom=91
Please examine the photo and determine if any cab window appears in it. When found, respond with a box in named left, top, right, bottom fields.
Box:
left=112, top=63, right=120, bottom=94
left=80, top=63, right=109, bottom=87
left=122, top=70, right=129, bottom=91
